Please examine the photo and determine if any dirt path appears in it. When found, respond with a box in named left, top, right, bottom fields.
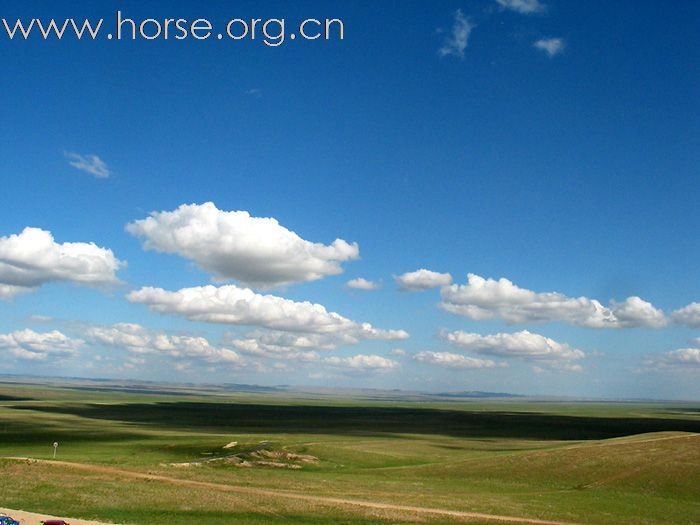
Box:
left=3, top=457, right=583, bottom=525
left=0, top=507, right=116, bottom=525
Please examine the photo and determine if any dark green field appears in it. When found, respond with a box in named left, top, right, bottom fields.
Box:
left=1, top=379, right=699, bottom=524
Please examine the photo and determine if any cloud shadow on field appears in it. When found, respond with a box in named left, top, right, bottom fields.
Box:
left=11, top=402, right=700, bottom=441
left=0, top=395, right=33, bottom=401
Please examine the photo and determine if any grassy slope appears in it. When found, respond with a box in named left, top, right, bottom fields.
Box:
left=0, top=382, right=698, bottom=525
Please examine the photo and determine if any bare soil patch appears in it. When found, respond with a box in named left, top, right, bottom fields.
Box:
left=0, top=507, right=116, bottom=525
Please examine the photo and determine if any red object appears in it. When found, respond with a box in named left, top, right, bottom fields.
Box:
left=42, top=521, right=70, bottom=525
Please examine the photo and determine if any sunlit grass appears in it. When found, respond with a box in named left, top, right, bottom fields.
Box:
left=1, top=381, right=699, bottom=524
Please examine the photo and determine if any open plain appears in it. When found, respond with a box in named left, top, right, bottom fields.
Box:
left=1, top=379, right=699, bottom=525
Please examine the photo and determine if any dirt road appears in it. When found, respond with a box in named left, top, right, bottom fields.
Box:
left=3, top=457, right=584, bottom=525
left=0, top=507, right=116, bottom=525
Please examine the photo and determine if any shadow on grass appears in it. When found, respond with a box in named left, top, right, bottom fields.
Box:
left=665, top=407, right=700, bottom=414
left=0, top=418, right=147, bottom=446
left=10, top=402, right=700, bottom=440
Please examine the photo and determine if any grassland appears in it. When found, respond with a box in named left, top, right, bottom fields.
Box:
left=0, top=378, right=699, bottom=525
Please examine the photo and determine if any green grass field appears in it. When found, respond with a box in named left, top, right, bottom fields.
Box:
left=1, top=379, right=699, bottom=524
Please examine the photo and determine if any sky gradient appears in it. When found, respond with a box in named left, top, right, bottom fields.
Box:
left=1, top=0, right=699, bottom=399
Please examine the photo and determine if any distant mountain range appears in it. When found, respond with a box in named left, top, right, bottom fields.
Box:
left=435, top=391, right=524, bottom=398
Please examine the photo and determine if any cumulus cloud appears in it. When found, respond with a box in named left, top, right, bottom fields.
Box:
left=0, top=329, right=83, bottom=361
left=414, top=351, right=503, bottom=369
left=672, top=303, right=700, bottom=328
left=127, top=284, right=409, bottom=342
left=0, top=227, right=124, bottom=300
left=534, top=37, right=565, bottom=57
left=444, top=330, right=585, bottom=365
left=389, top=348, right=407, bottom=356
left=223, top=332, right=400, bottom=372
left=227, top=336, right=321, bottom=362
left=126, top=202, right=359, bottom=288
left=127, top=285, right=408, bottom=372
left=395, top=269, right=453, bottom=291
left=65, top=152, right=111, bottom=178
left=644, top=347, right=700, bottom=371
left=611, top=296, right=667, bottom=328
left=346, top=278, right=381, bottom=290
left=228, top=329, right=344, bottom=353
left=439, top=9, right=474, bottom=59
left=86, top=323, right=397, bottom=372
left=85, top=323, right=245, bottom=366
left=323, top=354, right=398, bottom=371
left=661, top=348, right=700, bottom=367
left=222, top=330, right=403, bottom=375
left=440, top=274, right=667, bottom=328
left=224, top=324, right=410, bottom=366
left=224, top=330, right=334, bottom=362
left=495, top=0, right=546, bottom=14
left=0, top=285, right=31, bottom=300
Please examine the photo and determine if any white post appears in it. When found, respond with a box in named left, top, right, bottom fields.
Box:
left=53, top=442, right=59, bottom=459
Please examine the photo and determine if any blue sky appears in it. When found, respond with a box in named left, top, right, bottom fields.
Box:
left=1, top=0, right=699, bottom=399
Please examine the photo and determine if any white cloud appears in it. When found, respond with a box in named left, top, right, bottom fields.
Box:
left=534, top=37, right=565, bottom=57
left=645, top=347, right=700, bottom=371
left=539, top=362, right=584, bottom=373
left=323, top=354, right=398, bottom=371
left=126, top=202, right=359, bottom=288
left=672, top=303, right=700, bottom=328
left=229, top=329, right=344, bottom=352
left=440, top=274, right=667, bottom=328
left=389, top=348, right=407, bottom=356
left=0, top=329, right=83, bottom=361
left=123, top=270, right=408, bottom=366
left=0, top=284, right=31, bottom=300
left=414, top=351, right=503, bottom=369
left=0, top=227, right=124, bottom=300
left=395, top=268, right=453, bottom=291
left=662, top=348, right=700, bottom=367
left=260, top=351, right=400, bottom=375
left=444, top=330, right=586, bottom=364
left=127, top=284, right=410, bottom=343
left=225, top=330, right=327, bottom=362
left=222, top=328, right=407, bottom=372
left=85, top=323, right=246, bottom=367
left=27, top=314, right=54, bottom=322
left=232, top=329, right=337, bottom=349
left=439, top=9, right=474, bottom=59
left=65, top=152, right=111, bottom=178
left=611, top=296, right=667, bottom=328
left=646, top=335, right=700, bottom=370
left=227, top=336, right=321, bottom=362
left=224, top=324, right=409, bottom=365
left=495, top=0, right=546, bottom=14
left=346, top=278, right=381, bottom=290
left=123, top=356, right=147, bottom=370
